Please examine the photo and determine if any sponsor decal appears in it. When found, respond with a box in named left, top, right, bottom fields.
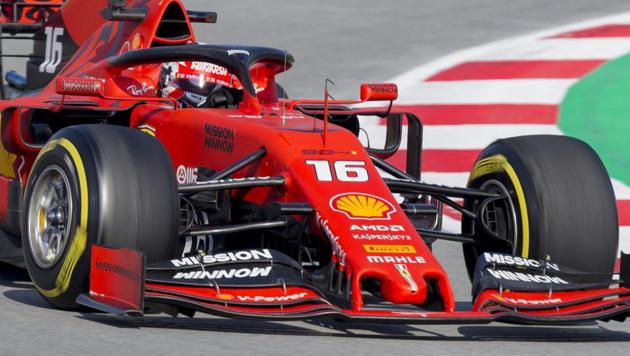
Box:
left=227, top=49, right=250, bottom=56
left=173, top=266, right=272, bottom=280
left=395, top=264, right=418, bottom=293
left=276, top=113, right=305, bottom=120
left=80, top=74, right=106, bottom=83
left=119, top=41, right=131, bottom=54
left=363, top=245, right=416, bottom=254
left=351, top=225, right=411, bottom=241
left=40, top=27, right=64, bottom=73
left=236, top=292, right=309, bottom=303
left=216, top=294, right=235, bottom=300
left=176, top=165, right=198, bottom=184
left=94, top=260, right=141, bottom=282
left=351, top=224, right=405, bottom=232
left=198, top=177, right=272, bottom=185
left=486, top=269, right=568, bottom=285
left=366, top=83, right=397, bottom=95
left=305, top=160, right=368, bottom=182
left=171, top=249, right=272, bottom=267
left=127, top=82, right=155, bottom=96
left=58, top=79, right=102, bottom=95
left=138, top=124, right=156, bottom=137
left=204, top=123, right=234, bottom=153
left=316, top=212, right=346, bottom=267
left=352, top=233, right=412, bottom=241
left=190, top=62, right=229, bottom=76
left=367, top=255, right=426, bottom=264
left=301, top=149, right=358, bottom=156
left=131, top=33, right=143, bottom=50
left=493, top=294, right=563, bottom=305
left=226, top=114, right=263, bottom=119
left=483, top=252, right=559, bottom=271
left=330, top=193, right=396, bottom=220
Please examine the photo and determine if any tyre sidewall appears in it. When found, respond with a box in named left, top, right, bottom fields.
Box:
left=22, top=134, right=99, bottom=309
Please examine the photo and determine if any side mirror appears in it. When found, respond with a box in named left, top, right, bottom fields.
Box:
left=56, top=78, right=103, bottom=97
left=360, top=83, right=398, bottom=102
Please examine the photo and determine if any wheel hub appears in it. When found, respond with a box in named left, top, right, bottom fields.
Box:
left=479, top=179, right=518, bottom=255
left=27, top=165, right=73, bottom=269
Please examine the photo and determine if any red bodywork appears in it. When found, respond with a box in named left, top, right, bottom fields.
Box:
left=1, top=0, right=630, bottom=324
left=0, top=0, right=63, bottom=24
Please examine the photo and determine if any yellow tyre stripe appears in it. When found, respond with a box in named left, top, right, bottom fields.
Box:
left=469, top=154, right=530, bottom=258
left=35, top=138, right=89, bottom=298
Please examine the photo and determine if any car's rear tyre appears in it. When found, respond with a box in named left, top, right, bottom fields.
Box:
left=22, top=125, right=178, bottom=308
left=462, top=135, right=618, bottom=279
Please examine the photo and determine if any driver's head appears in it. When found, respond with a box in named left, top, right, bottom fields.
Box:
left=159, top=61, right=237, bottom=108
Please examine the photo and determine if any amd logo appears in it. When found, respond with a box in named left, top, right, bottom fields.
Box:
left=350, top=224, right=405, bottom=232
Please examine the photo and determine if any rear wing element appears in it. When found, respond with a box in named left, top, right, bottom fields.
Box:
left=0, top=0, right=63, bottom=29
left=0, top=1, right=64, bottom=98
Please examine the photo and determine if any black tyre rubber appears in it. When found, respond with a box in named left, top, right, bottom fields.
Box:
left=463, top=135, right=618, bottom=279
left=22, top=125, right=178, bottom=308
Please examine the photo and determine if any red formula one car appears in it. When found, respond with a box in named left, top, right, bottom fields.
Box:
left=0, top=0, right=629, bottom=325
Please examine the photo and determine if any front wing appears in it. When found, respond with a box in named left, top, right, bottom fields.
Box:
left=78, top=245, right=630, bottom=325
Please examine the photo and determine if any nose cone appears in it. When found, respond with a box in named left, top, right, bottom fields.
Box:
left=355, top=262, right=442, bottom=306
left=381, top=264, right=428, bottom=304
left=286, top=145, right=455, bottom=311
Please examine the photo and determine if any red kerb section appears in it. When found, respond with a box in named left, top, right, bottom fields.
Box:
left=385, top=104, right=558, bottom=125
left=618, top=200, right=630, bottom=226
left=426, top=60, right=605, bottom=81
left=549, top=24, right=630, bottom=38
left=388, top=149, right=481, bottom=173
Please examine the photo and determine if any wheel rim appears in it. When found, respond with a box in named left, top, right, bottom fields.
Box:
left=27, top=165, right=73, bottom=269
left=479, top=179, right=518, bottom=255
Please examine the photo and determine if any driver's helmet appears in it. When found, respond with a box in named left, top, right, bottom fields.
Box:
left=159, top=61, right=238, bottom=107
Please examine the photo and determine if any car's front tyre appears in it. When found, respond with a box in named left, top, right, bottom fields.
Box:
left=462, top=135, right=618, bottom=279
left=22, top=125, right=178, bottom=308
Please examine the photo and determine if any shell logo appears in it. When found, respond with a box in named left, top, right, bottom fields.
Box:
left=216, top=294, right=235, bottom=300
left=131, top=33, right=143, bottom=50
left=330, top=193, right=396, bottom=220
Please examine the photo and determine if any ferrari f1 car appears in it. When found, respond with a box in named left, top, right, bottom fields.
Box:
left=0, top=0, right=629, bottom=325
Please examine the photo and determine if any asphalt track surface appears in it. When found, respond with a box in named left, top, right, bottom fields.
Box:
left=3, top=1, right=630, bottom=355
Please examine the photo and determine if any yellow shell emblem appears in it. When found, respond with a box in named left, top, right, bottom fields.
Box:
left=330, top=193, right=395, bottom=220
left=216, top=294, right=234, bottom=300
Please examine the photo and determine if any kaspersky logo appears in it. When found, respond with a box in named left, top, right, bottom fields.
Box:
left=330, top=193, right=396, bottom=220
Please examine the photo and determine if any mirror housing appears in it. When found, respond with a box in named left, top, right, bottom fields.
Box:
left=55, top=78, right=103, bottom=97
left=360, top=83, right=398, bottom=102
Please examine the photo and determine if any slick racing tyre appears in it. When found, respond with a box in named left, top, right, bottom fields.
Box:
left=462, top=135, right=618, bottom=279
left=22, top=125, right=178, bottom=308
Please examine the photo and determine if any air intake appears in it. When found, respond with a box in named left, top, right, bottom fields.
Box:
left=153, top=2, right=191, bottom=43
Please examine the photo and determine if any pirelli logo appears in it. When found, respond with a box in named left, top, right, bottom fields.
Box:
left=363, top=245, right=416, bottom=254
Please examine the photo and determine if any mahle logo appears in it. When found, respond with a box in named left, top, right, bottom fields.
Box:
left=330, top=193, right=395, bottom=220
